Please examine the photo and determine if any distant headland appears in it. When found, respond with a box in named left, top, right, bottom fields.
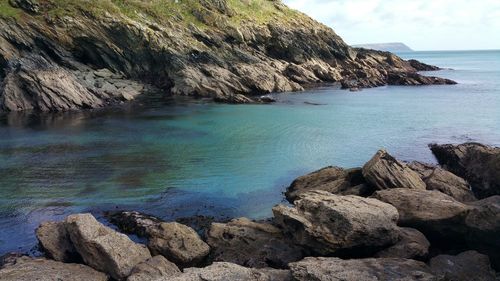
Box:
left=353, top=42, right=414, bottom=52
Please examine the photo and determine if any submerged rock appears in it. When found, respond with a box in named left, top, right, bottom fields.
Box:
left=429, top=251, right=496, bottom=281
left=273, top=191, right=400, bottom=256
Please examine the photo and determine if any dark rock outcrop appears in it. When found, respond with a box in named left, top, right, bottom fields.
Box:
left=430, top=143, right=500, bottom=199
left=375, top=227, right=430, bottom=260
left=429, top=251, right=496, bottom=281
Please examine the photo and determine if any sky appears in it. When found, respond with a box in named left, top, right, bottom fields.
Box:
left=283, top=0, right=500, bottom=51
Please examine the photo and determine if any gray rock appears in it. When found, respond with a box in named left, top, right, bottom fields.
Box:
left=35, top=221, right=78, bottom=262
left=65, top=213, right=151, bottom=280
left=206, top=217, right=303, bottom=268
left=94, top=69, right=115, bottom=79
left=289, top=257, right=436, bottom=281
left=273, top=191, right=400, bottom=256
left=425, top=167, right=476, bottom=202
left=429, top=251, right=496, bottom=281
left=362, top=150, right=426, bottom=190
left=375, top=227, right=430, bottom=260
left=0, top=257, right=108, bottom=281
left=8, top=0, right=40, bottom=13
left=148, top=222, right=210, bottom=267
left=127, top=255, right=181, bottom=281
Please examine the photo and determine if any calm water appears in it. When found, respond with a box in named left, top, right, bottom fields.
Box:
left=0, top=50, right=499, bottom=254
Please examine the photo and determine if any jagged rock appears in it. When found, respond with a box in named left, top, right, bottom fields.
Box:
left=408, top=161, right=436, bottom=178
left=375, top=227, right=430, bottom=260
left=362, top=150, right=426, bottom=190
left=35, top=221, right=79, bottom=262
left=0, top=257, right=108, bottom=281
left=206, top=218, right=304, bottom=268
left=169, top=262, right=291, bottom=281
left=430, top=143, right=500, bottom=199
left=8, top=0, right=40, bottom=14
left=65, top=213, right=151, bottom=280
left=429, top=251, right=496, bottom=281
left=273, top=191, right=400, bottom=256
left=285, top=166, right=372, bottom=203
left=108, top=211, right=164, bottom=237
left=148, top=222, right=210, bottom=267
left=289, top=257, right=436, bottom=281
left=127, top=256, right=181, bottom=281
left=408, top=59, right=441, bottom=71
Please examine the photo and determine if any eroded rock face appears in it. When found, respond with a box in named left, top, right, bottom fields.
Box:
left=429, top=251, right=496, bottom=281
left=375, top=227, right=430, bottom=260
left=273, top=191, right=400, bottom=256
left=285, top=167, right=372, bottom=203
left=0, top=257, right=108, bottom=281
left=362, top=150, right=426, bottom=190
left=148, top=222, right=210, bottom=268
left=207, top=218, right=304, bottom=268
left=127, top=255, right=181, bottom=281
left=430, top=143, right=500, bottom=199
left=289, top=257, right=436, bottom=281
left=35, top=221, right=79, bottom=262
left=65, top=213, right=151, bottom=280
left=107, top=211, right=164, bottom=238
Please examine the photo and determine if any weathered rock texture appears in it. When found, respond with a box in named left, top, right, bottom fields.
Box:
left=0, top=0, right=455, bottom=112
left=375, top=227, right=430, bottom=260
left=35, top=221, right=79, bottom=262
left=430, top=143, right=500, bottom=199
left=273, top=191, right=400, bottom=257
left=127, top=255, right=181, bottom=281
left=429, top=251, right=496, bottom=281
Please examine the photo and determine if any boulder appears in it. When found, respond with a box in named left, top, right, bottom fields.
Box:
left=429, top=251, right=496, bottom=281
left=127, top=256, right=181, bottom=281
left=273, top=191, right=400, bottom=256
left=206, top=218, right=304, bottom=268
left=407, top=161, right=435, bottom=178
left=289, top=257, right=436, bottom=281
left=375, top=227, right=430, bottom=260
left=0, top=257, right=108, bottom=281
left=148, top=222, right=210, bottom=267
left=285, top=166, right=373, bottom=203
left=169, top=262, right=291, bottom=281
left=65, top=213, right=151, bottom=280
left=35, top=221, right=79, bottom=262
left=362, top=150, right=426, bottom=190
left=107, top=211, right=164, bottom=237
left=430, top=143, right=500, bottom=199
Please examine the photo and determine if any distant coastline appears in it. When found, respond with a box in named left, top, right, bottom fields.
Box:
left=353, top=42, right=413, bottom=52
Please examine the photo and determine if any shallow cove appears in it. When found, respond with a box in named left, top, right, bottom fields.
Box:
left=0, top=50, right=499, bottom=254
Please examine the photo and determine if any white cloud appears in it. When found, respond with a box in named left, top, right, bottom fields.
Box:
left=283, top=0, right=500, bottom=50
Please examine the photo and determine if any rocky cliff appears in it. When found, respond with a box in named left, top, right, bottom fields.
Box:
left=0, top=0, right=456, bottom=112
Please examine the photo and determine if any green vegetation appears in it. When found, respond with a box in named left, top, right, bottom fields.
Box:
left=0, top=0, right=21, bottom=18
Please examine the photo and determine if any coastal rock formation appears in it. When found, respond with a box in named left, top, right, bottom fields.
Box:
left=374, top=227, right=430, bottom=260
left=285, top=166, right=372, bottom=203
left=429, top=251, right=497, bottom=281
left=0, top=0, right=455, bottom=112
left=289, top=257, right=436, bottom=281
left=127, top=256, right=181, bottom=281
left=273, top=191, right=400, bottom=256
left=35, top=221, right=79, bottom=262
left=65, top=213, right=151, bottom=280
left=207, top=218, right=304, bottom=268
left=0, top=257, right=108, bottom=281
left=362, top=150, right=426, bottom=190
left=108, top=211, right=165, bottom=238
left=430, top=143, right=500, bottom=199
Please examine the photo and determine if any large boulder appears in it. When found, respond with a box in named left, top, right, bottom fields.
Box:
left=168, top=262, right=291, bottom=281
left=148, top=222, right=210, bottom=267
left=285, top=166, right=373, bottom=203
left=362, top=150, right=426, bottom=190
left=127, top=255, right=181, bottom=281
left=65, top=213, right=151, bottom=280
left=429, top=251, right=496, bottom=281
left=424, top=167, right=476, bottom=202
left=0, top=257, right=108, bottom=281
left=289, top=257, right=436, bottom=281
left=273, top=191, right=400, bottom=256
left=35, top=221, right=79, bottom=262
left=375, top=227, right=430, bottom=260
left=206, top=218, right=304, bottom=268
left=430, top=143, right=500, bottom=199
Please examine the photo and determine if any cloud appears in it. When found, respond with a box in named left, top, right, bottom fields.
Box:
left=283, top=0, right=500, bottom=50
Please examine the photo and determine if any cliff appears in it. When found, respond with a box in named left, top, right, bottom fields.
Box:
left=0, top=0, right=455, bottom=112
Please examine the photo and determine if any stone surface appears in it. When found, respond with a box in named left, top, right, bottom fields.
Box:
left=65, top=213, right=151, bottom=280
left=206, top=217, right=303, bottom=268
left=0, top=257, right=108, bottom=281
left=273, top=191, right=400, bottom=256
left=108, top=211, right=164, bottom=237
left=285, top=166, right=372, bottom=203
left=127, top=255, right=181, bottom=281
left=169, top=262, right=291, bottom=281
left=429, top=251, right=496, bottom=281
left=430, top=142, right=500, bottom=199
left=148, top=222, right=210, bottom=267
left=35, top=221, right=78, bottom=262
left=375, top=227, right=430, bottom=260
left=362, top=150, right=426, bottom=190
left=289, top=257, right=436, bottom=281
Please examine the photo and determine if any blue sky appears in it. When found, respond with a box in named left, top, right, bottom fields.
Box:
left=283, top=0, right=500, bottom=50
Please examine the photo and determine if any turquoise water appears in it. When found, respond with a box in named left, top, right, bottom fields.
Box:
left=0, top=50, right=499, bottom=254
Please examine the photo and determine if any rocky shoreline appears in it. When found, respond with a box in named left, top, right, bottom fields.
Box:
left=1, top=142, right=498, bottom=280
